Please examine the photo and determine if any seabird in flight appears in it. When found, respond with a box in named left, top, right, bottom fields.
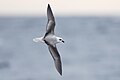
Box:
left=33, top=4, right=64, bottom=76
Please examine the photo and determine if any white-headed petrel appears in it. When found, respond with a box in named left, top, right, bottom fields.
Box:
left=33, top=4, right=64, bottom=76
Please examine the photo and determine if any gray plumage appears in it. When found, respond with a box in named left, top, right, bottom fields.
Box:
left=33, top=4, right=64, bottom=76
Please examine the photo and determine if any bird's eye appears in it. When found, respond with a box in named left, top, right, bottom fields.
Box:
left=59, top=39, right=62, bottom=41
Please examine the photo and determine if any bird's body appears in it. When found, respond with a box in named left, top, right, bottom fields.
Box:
left=45, top=35, right=58, bottom=45
left=33, top=35, right=63, bottom=46
left=33, top=4, right=64, bottom=76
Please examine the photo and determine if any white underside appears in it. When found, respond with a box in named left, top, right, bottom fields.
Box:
left=33, top=35, right=62, bottom=46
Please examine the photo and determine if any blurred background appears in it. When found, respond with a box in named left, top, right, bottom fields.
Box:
left=0, top=0, right=120, bottom=80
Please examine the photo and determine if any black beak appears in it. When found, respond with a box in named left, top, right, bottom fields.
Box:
left=62, top=40, right=65, bottom=43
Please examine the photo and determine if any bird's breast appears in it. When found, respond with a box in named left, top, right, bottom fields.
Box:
left=44, top=35, right=57, bottom=45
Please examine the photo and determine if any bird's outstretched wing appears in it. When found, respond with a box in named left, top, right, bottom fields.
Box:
left=48, top=45, right=62, bottom=75
left=45, top=4, right=55, bottom=37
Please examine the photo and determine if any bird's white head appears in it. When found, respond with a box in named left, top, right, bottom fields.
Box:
left=56, top=37, right=65, bottom=43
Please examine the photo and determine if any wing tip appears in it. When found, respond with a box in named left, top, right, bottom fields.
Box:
left=47, top=4, right=51, bottom=9
left=47, top=4, right=52, bottom=12
left=57, top=64, right=62, bottom=76
left=57, top=69, right=62, bottom=76
left=59, top=71, right=62, bottom=76
left=47, top=3, right=55, bottom=22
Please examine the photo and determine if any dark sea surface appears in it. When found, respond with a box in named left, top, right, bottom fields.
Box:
left=0, top=16, right=120, bottom=80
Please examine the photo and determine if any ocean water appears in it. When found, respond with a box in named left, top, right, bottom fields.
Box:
left=0, top=16, right=120, bottom=80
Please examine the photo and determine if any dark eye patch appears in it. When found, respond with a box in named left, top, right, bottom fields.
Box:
left=59, top=39, right=62, bottom=41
